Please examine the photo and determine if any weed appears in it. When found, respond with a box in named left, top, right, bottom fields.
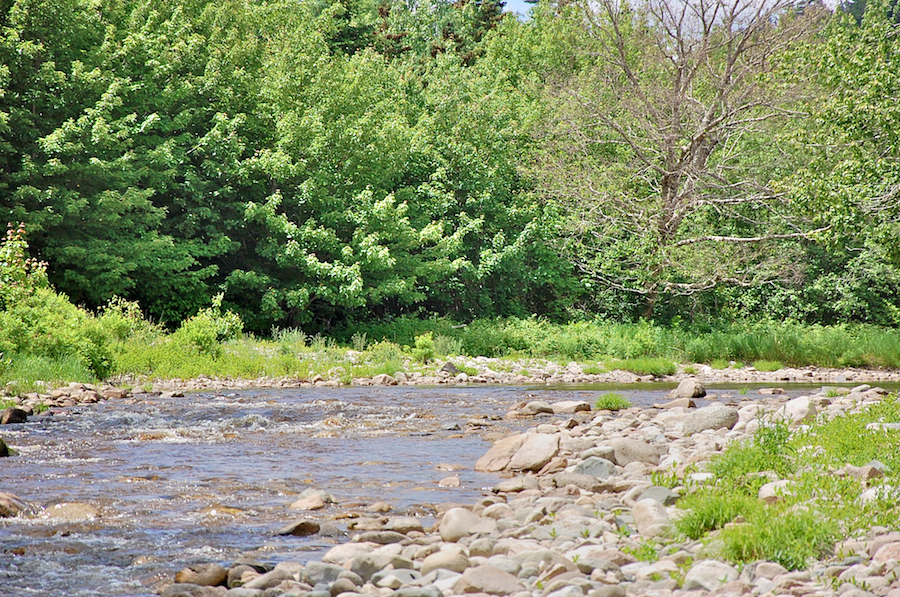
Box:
left=710, top=359, right=729, bottom=369
left=683, top=365, right=697, bottom=374
left=673, top=394, right=900, bottom=570
left=350, top=332, right=368, bottom=351
left=622, top=539, right=659, bottom=562
left=594, top=392, right=633, bottom=411
left=675, top=490, right=759, bottom=539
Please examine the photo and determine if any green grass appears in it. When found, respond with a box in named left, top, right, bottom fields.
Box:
left=752, top=360, right=784, bottom=372
left=0, top=354, right=95, bottom=394
left=342, top=316, right=900, bottom=368
left=594, top=392, right=633, bottom=411
left=673, top=394, right=900, bottom=570
left=607, top=358, right=677, bottom=377
left=5, top=311, right=900, bottom=392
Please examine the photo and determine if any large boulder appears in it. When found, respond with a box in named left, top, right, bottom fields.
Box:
left=608, top=438, right=662, bottom=466
left=507, top=433, right=560, bottom=472
left=668, top=379, right=706, bottom=398
left=0, top=407, right=27, bottom=425
left=0, top=491, right=28, bottom=517
left=682, top=560, right=739, bottom=591
left=631, top=499, right=669, bottom=537
left=551, top=401, right=592, bottom=414
left=439, top=508, right=481, bottom=542
left=475, top=434, right=527, bottom=472
left=520, top=401, right=554, bottom=416
left=683, top=404, right=738, bottom=435
left=421, top=546, right=471, bottom=575
left=43, top=502, right=100, bottom=521
left=452, top=565, right=525, bottom=595
left=572, top=457, right=615, bottom=480
left=175, top=564, right=228, bottom=586
left=775, top=396, right=817, bottom=425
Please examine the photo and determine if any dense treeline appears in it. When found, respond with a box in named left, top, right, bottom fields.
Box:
left=1, top=0, right=898, bottom=332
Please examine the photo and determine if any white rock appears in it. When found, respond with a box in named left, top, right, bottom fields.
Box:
left=683, top=559, right=739, bottom=591
left=631, top=498, right=669, bottom=537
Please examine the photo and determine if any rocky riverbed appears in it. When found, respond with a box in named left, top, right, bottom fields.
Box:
left=131, top=381, right=900, bottom=597
left=2, top=371, right=900, bottom=597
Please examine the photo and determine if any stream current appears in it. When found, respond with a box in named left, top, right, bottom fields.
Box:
left=0, top=382, right=863, bottom=596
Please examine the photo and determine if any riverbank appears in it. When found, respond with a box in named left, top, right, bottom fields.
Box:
left=142, top=381, right=900, bottom=597
left=3, top=358, right=900, bottom=416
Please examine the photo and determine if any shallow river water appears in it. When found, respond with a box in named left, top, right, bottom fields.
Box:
left=0, top=382, right=867, bottom=596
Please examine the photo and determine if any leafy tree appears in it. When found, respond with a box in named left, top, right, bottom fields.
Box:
left=530, top=0, right=828, bottom=318
left=768, top=0, right=900, bottom=324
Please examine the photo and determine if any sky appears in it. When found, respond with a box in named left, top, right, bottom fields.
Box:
left=504, top=0, right=534, bottom=18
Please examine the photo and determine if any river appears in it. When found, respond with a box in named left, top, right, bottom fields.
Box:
left=0, top=382, right=871, bottom=596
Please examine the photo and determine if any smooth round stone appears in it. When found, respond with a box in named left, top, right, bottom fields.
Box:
left=439, top=508, right=480, bottom=542
left=422, top=546, right=471, bottom=575
left=43, top=502, right=100, bottom=522
left=175, top=563, right=228, bottom=586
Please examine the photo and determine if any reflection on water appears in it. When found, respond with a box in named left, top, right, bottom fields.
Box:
left=0, top=383, right=875, bottom=596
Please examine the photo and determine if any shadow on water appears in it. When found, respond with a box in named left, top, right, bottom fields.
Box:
left=0, top=382, right=897, bottom=596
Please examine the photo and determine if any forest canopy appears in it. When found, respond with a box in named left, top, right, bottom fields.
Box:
left=1, top=0, right=898, bottom=332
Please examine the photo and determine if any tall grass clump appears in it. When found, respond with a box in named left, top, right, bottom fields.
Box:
left=594, top=392, right=632, bottom=411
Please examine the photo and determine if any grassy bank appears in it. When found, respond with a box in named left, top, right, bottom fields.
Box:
left=668, top=394, right=900, bottom=570
left=2, top=305, right=900, bottom=395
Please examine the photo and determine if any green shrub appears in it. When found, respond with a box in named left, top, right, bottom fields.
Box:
left=594, top=392, right=632, bottom=411
left=0, top=223, right=48, bottom=310
left=0, top=287, right=113, bottom=377
left=710, top=418, right=795, bottom=492
left=172, top=294, right=244, bottom=356
left=412, top=332, right=436, bottom=363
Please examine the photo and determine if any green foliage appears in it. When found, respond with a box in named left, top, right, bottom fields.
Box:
left=608, top=358, right=677, bottom=377
left=412, top=332, right=436, bottom=364
left=0, top=223, right=48, bottom=308
left=0, top=354, right=94, bottom=394
left=0, top=287, right=112, bottom=377
left=752, top=360, right=784, bottom=372
left=172, top=295, right=244, bottom=357
left=621, top=540, right=659, bottom=562
left=594, top=392, right=632, bottom=411
left=710, top=418, right=796, bottom=493
left=675, top=491, right=760, bottom=541
left=719, top=508, right=838, bottom=571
